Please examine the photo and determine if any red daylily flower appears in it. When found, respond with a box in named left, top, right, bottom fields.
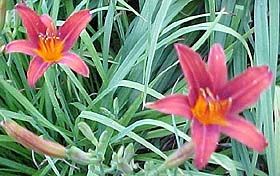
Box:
left=146, top=43, right=272, bottom=169
left=6, top=4, right=91, bottom=87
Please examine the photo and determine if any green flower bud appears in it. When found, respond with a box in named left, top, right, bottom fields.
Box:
left=66, top=146, right=95, bottom=165
left=117, top=145, right=124, bottom=160
left=113, top=97, right=119, bottom=115
left=78, top=122, right=98, bottom=146
left=123, top=143, right=134, bottom=162
left=98, top=130, right=109, bottom=148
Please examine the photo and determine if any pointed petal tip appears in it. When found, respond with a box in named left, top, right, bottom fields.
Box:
left=258, top=140, right=268, bottom=153
left=144, top=102, right=155, bottom=109
left=194, top=159, right=207, bottom=170
left=14, top=4, right=32, bottom=14
left=257, top=65, right=270, bottom=73
left=262, top=65, right=269, bottom=70
left=27, top=78, right=36, bottom=88
left=81, top=69, right=90, bottom=78
left=211, top=43, right=223, bottom=50
left=14, top=3, right=25, bottom=9
left=267, top=71, right=273, bottom=84
left=174, top=43, right=184, bottom=49
left=253, top=65, right=273, bottom=89
left=75, top=67, right=90, bottom=78
left=82, top=9, right=91, bottom=16
left=5, top=43, right=12, bottom=54
left=73, top=9, right=91, bottom=20
left=210, top=43, right=225, bottom=58
left=253, top=132, right=268, bottom=153
left=262, top=65, right=273, bottom=83
left=78, top=64, right=89, bottom=78
left=78, top=63, right=90, bottom=78
left=174, top=43, right=196, bottom=63
left=27, top=70, right=37, bottom=88
left=174, top=43, right=192, bottom=53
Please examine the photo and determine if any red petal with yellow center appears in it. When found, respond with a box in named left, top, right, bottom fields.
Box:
left=220, top=115, right=268, bottom=152
left=27, top=56, right=52, bottom=88
left=174, top=43, right=212, bottom=105
left=6, top=40, right=35, bottom=56
left=59, top=52, right=89, bottom=77
left=208, top=44, right=227, bottom=93
left=145, top=94, right=192, bottom=119
left=191, top=119, right=220, bottom=170
left=15, top=4, right=46, bottom=45
left=58, top=9, right=91, bottom=51
left=219, top=66, right=273, bottom=113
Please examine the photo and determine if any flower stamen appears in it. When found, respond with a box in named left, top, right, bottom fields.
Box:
left=35, top=30, right=64, bottom=62
left=191, top=88, right=232, bottom=126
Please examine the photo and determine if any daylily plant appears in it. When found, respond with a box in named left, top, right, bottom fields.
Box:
left=6, top=4, right=91, bottom=87
left=146, top=43, right=272, bottom=169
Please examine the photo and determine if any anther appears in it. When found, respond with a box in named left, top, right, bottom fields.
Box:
left=199, top=88, right=207, bottom=98
left=205, top=87, right=214, bottom=99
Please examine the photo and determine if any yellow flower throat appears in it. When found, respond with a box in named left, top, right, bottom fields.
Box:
left=35, top=32, right=64, bottom=62
left=191, top=88, right=232, bottom=126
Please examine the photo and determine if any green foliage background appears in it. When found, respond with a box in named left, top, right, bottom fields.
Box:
left=0, top=0, right=279, bottom=175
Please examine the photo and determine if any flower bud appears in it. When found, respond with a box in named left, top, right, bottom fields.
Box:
left=78, top=122, right=98, bottom=146
left=117, top=145, right=124, bottom=160
left=66, top=146, right=95, bottom=165
left=97, top=130, right=109, bottom=151
left=123, top=143, right=134, bottom=162
left=164, top=141, right=194, bottom=168
left=1, top=119, right=66, bottom=158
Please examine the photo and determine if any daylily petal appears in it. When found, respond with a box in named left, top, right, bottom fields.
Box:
left=191, top=119, right=220, bottom=169
left=40, top=14, right=56, bottom=34
left=15, top=4, right=46, bottom=45
left=221, top=115, right=267, bottom=152
left=219, top=66, right=273, bottom=113
left=208, top=43, right=227, bottom=93
left=58, top=9, right=91, bottom=51
left=174, top=43, right=212, bottom=105
left=145, top=94, right=192, bottom=119
left=6, top=40, right=35, bottom=56
left=58, top=52, right=89, bottom=77
left=27, top=56, right=52, bottom=88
